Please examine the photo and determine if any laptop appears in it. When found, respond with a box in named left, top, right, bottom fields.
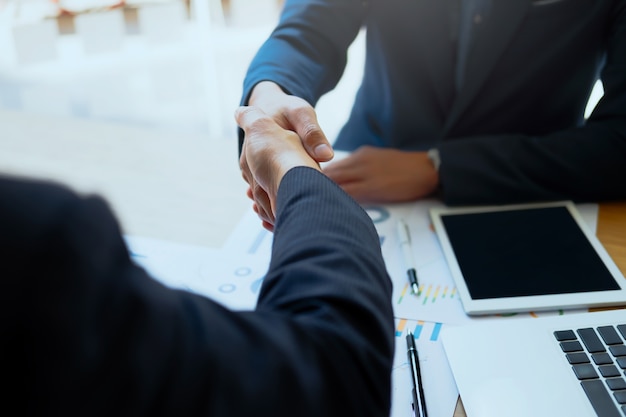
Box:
left=441, top=309, right=626, bottom=416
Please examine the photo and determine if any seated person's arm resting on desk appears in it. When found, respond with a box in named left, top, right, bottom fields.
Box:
left=242, top=0, right=626, bottom=206
left=247, top=81, right=440, bottom=205
left=0, top=107, right=394, bottom=416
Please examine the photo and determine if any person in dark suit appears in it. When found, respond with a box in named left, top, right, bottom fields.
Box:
left=240, top=0, right=626, bottom=221
left=0, top=107, right=394, bottom=416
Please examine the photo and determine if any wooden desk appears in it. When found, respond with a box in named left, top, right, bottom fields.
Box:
left=597, top=202, right=626, bottom=274
left=453, top=201, right=626, bottom=417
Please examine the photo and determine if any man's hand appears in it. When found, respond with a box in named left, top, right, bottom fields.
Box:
left=323, top=146, right=440, bottom=204
left=249, top=81, right=334, bottom=162
left=235, top=106, right=321, bottom=231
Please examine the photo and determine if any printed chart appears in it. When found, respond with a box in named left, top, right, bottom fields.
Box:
left=363, top=200, right=472, bottom=323
left=391, top=318, right=458, bottom=417
left=126, top=235, right=269, bottom=310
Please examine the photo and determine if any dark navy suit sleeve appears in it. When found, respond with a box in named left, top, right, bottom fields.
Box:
left=241, top=0, right=366, bottom=108
left=0, top=168, right=394, bottom=417
left=238, top=0, right=367, bottom=153
left=439, top=1, right=626, bottom=205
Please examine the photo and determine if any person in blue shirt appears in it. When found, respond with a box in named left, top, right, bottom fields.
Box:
left=240, top=0, right=626, bottom=225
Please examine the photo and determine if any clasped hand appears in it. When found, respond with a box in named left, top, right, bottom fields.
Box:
left=237, top=82, right=440, bottom=230
left=235, top=106, right=321, bottom=232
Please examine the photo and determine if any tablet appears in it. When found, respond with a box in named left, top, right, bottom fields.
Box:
left=430, top=201, right=626, bottom=316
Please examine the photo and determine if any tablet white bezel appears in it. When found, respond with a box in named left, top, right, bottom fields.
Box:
left=430, top=201, right=626, bottom=316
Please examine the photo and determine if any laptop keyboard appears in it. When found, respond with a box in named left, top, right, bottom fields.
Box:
left=555, top=323, right=626, bottom=417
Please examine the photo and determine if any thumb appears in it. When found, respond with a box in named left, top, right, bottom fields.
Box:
left=289, top=109, right=334, bottom=162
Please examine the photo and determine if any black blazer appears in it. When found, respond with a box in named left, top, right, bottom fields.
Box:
left=0, top=168, right=394, bottom=416
left=242, top=0, right=626, bottom=205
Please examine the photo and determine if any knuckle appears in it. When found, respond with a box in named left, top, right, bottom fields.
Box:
left=301, top=123, right=323, bottom=140
left=240, top=109, right=273, bottom=132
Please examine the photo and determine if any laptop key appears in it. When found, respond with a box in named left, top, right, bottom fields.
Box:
left=593, top=353, right=615, bottom=365
left=610, top=345, right=626, bottom=357
left=574, top=364, right=599, bottom=379
left=599, top=365, right=622, bottom=378
left=607, top=378, right=626, bottom=391
left=617, top=357, right=626, bottom=370
left=599, top=326, right=625, bottom=345
left=579, top=328, right=607, bottom=353
left=567, top=352, right=590, bottom=364
left=617, top=324, right=626, bottom=339
left=561, top=340, right=584, bottom=352
left=614, top=390, right=626, bottom=404
left=555, top=330, right=577, bottom=341
left=580, top=379, right=622, bottom=417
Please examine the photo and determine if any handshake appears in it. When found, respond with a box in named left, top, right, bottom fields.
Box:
left=235, top=105, right=334, bottom=232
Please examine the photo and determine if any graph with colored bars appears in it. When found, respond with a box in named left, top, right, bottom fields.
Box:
left=389, top=317, right=460, bottom=417
left=395, top=318, right=443, bottom=342
left=397, top=282, right=457, bottom=306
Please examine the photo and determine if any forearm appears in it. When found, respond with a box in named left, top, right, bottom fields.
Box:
left=256, top=166, right=394, bottom=416
left=438, top=121, right=626, bottom=205
left=241, top=0, right=366, bottom=108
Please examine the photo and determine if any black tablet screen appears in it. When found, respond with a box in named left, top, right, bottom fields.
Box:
left=440, top=206, right=620, bottom=300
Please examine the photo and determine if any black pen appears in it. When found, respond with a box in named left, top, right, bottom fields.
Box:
left=397, top=219, right=419, bottom=294
left=406, top=329, right=428, bottom=417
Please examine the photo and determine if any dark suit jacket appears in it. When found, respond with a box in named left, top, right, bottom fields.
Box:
left=242, top=0, right=626, bottom=205
left=0, top=168, right=394, bottom=416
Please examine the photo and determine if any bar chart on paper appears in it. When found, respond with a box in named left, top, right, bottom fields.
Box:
left=125, top=235, right=269, bottom=310
left=390, top=318, right=458, bottom=417
left=362, top=201, right=473, bottom=324
left=395, top=318, right=443, bottom=342
left=396, top=281, right=458, bottom=306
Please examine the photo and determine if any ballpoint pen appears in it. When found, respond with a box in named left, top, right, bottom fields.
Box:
left=406, top=329, right=428, bottom=417
left=397, top=219, right=420, bottom=294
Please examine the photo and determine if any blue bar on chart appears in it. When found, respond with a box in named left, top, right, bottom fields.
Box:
left=394, top=319, right=443, bottom=342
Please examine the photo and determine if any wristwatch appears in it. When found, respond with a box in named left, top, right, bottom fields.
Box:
left=427, top=148, right=441, bottom=172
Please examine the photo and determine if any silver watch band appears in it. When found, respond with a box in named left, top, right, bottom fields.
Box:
left=427, top=148, right=441, bottom=172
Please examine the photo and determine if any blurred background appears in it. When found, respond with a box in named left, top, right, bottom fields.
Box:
left=0, top=0, right=279, bottom=138
left=0, top=0, right=363, bottom=139
left=0, top=0, right=364, bottom=246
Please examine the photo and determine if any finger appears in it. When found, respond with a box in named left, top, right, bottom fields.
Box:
left=337, top=181, right=378, bottom=204
left=235, top=106, right=266, bottom=131
left=288, top=106, right=334, bottom=162
left=261, top=220, right=275, bottom=233
left=251, top=185, right=275, bottom=225
left=253, top=201, right=273, bottom=226
left=239, top=145, right=253, bottom=185
left=323, top=160, right=361, bottom=184
left=253, top=204, right=275, bottom=232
